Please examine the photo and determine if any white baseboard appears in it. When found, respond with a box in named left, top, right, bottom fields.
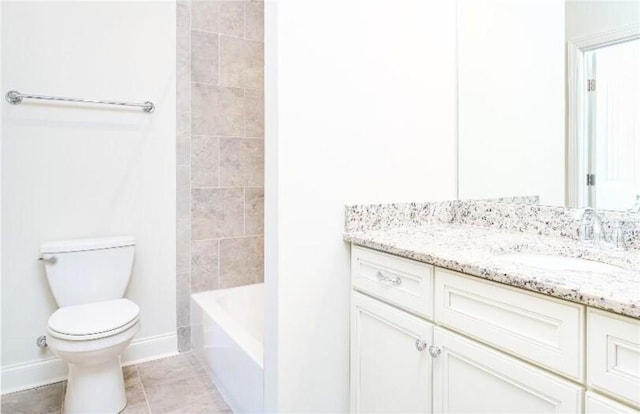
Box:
left=1, top=332, right=178, bottom=395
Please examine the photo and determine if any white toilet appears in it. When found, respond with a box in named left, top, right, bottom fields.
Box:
left=40, top=236, right=140, bottom=414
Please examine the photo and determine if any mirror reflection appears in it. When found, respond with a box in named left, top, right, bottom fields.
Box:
left=457, top=0, right=640, bottom=212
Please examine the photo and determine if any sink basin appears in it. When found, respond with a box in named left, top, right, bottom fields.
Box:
left=500, top=253, right=623, bottom=273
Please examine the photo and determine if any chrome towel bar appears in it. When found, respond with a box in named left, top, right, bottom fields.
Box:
left=5, top=90, right=155, bottom=113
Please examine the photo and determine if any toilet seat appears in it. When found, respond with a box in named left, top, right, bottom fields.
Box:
left=48, top=299, right=139, bottom=341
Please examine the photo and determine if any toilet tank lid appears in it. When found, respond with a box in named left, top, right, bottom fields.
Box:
left=40, top=236, right=136, bottom=254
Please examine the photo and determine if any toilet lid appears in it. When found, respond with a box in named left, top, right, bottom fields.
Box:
left=48, top=299, right=139, bottom=338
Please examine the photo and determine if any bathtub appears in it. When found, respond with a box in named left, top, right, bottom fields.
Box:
left=191, top=283, right=264, bottom=413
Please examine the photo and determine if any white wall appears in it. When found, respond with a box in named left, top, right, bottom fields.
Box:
left=566, top=0, right=640, bottom=41
left=457, top=0, right=566, bottom=205
left=264, top=0, right=457, bottom=411
left=1, top=1, right=176, bottom=393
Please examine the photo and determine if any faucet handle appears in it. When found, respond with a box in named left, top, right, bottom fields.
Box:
left=574, top=207, right=594, bottom=220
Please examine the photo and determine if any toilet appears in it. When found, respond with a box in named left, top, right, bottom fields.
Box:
left=40, top=236, right=140, bottom=414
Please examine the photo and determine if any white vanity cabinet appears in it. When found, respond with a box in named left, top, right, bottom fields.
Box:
left=350, top=245, right=640, bottom=414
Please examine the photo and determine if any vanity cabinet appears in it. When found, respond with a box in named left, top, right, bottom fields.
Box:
left=350, top=245, right=640, bottom=414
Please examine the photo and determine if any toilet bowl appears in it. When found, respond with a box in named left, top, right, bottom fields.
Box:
left=40, top=236, right=139, bottom=414
left=47, top=299, right=140, bottom=413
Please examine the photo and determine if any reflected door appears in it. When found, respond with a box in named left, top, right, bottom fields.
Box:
left=584, top=38, right=640, bottom=210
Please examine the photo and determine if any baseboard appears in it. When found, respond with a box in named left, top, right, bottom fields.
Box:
left=1, top=332, right=178, bottom=395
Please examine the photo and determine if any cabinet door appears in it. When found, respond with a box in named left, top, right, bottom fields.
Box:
left=433, top=327, right=583, bottom=414
left=351, top=292, right=433, bottom=413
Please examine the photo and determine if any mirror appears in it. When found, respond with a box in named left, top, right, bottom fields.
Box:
left=457, top=0, right=640, bottom=212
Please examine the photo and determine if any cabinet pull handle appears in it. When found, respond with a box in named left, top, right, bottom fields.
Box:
left=415, top=339, right=428, bottom=352
left=376, top=271, right=402, bottom=286
left=428, top=346, right=441, bottom=358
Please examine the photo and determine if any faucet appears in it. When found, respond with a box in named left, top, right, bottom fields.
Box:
left=576, top=208, right=626, bottom=250
left=577, top=208, right=604, bottom=246
left=629, top=195, right=640, bottom=213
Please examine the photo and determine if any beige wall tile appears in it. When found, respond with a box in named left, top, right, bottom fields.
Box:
left=177, top=77, right=191, bottom=116
left=219, top=236, right=264, bottom=288
left=177, top=166, right=191, bottom=219
left=191, top=264, right=217, bottom=292
left=219, top=138, right=264, bottom=187
left=176, top=218, right=191, bottom=274
left=177, top=0, right=191, bottom=30
left=191, top=136, right=218, bottom=187
left=191, top=0, right=218, bottom=32
left=191, top=239, right=218, bottom=292
left=191, top=30, right=218, bottom=84
left=177, top=135, right=190, bottom=166
left=177, top=326, right=192, bottom=353
left=245, top=187, right=264, bottom=235
left=177, top=111, right=191, bottom=136
left=219, top=35, right=245, bottom=88
left=245, top=2, right=263, bottom=42
left=192, top=84, right=244, bottom=136
left=245, top=40, right=263, bottom=90
left=191, top=238, right=218, bottom=266
left=176, top=271, right=191, bottom=328
left=245, top=89, right=264, bottom=137
left=177, top=27, right=191, bottom=112
left=219, top=1, right=244, bottom=37
left=191, top=188, right=244, bottom=239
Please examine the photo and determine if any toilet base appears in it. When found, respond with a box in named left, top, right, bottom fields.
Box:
left=64, top=357, right=127, bottom=414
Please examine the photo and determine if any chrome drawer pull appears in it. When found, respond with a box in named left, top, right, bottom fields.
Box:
left=429, top=346, right=441, bottom=358
left=415, top=339, right=428, bottom=352
left=376, top=271, right=402, bottom=286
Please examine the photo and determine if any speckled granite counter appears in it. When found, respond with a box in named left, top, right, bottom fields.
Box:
left=345, top=221, right=640, bottom=319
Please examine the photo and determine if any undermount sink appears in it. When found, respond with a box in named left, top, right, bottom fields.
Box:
left=500, top=253, right=623, bottom=273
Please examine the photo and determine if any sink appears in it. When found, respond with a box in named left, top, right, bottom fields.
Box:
left=500, top=253, right=623, bottom=273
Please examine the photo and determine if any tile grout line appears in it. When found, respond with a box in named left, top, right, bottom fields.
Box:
left=136, top=366, right=153, bottom=414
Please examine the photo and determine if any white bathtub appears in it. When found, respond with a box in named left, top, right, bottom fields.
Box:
left=191, top=283, right=264, bottom=413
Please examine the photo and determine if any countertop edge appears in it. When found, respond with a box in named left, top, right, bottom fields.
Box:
left=344, top=233, right=640, bottom=320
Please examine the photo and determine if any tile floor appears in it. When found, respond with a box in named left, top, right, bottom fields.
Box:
left=0, top=353, right=231, bottom=414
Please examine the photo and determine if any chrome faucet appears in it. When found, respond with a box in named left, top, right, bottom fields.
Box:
left=629, top=195, right=640, bottom=213
left=578, top=208, right=604, bottom=246
left=576, top=208, right=626, bottom=250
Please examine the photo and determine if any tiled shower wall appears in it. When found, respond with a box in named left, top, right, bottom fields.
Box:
left=176, top=0, right=264, bottom=351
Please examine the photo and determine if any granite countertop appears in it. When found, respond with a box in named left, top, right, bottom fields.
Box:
left=345, top=223, right=640, bottom=319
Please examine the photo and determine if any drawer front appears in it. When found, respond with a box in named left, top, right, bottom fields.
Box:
left=585, top=392, right=640, bottom=414
left=434, top=268, right=584, bottom=381
left=351, top=246, right=434, bottom=319
left=587, top=309, right=640, bottom=407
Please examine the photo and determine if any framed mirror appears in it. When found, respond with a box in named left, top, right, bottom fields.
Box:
left=457, top=0, right=640, bottom=212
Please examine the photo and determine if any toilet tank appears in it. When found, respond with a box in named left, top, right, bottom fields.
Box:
left=40, top=236, right=136, bottom=307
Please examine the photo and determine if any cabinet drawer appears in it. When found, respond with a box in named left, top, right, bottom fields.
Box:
left=585, top=392, right=640, bottom=414
left=587, top=309, right=640, bottom=407
left=351, top=246, right=434, bottom=319
left=434, top=268, right=584, bottom=381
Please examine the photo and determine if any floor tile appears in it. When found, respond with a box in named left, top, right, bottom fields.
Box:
left=0, top=353, right=230, bottom=414
left=1, top=382, right=64, bottom=414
